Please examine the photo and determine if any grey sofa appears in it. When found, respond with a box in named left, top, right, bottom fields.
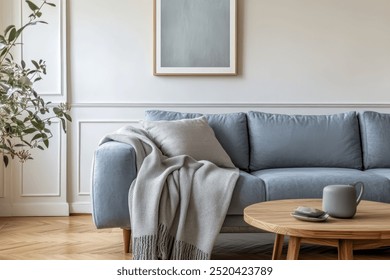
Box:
left=91, top=110, right=390, bottom=252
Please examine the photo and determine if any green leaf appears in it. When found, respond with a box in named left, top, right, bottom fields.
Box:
left=4, top=25, right=15, bottom=36
left=8, top=27, right=17, bottom=42
left=64, top=113, right=72, bottom=122
left=0, top=145, right=11, bottom=151
left=31, top=120, right=44, bottom=130
left=31, top=60, right=39, bottom=69
left=3, top=155, right=9, bottom=167
left=15, top=144, right=26, bottom=147
left=53, top=107, right=61, bottom=114
left=31, top=133, right=43, bottom=142
left=23, top=128, right=37, bottom=134
left=0, top=0, right=71, bottom=165
left=1, top=47, right=8, bottom=58
left=3, top=106, right=11, bottom=114
left=26, top=0, right=39, bottom=11
left=60, top=118, right=66, bottom=133
left=15, top=28, right=23, bottom=39
left=43, top=139, right=49, bottom=148
left=53, top=107, right=63, bottom=117
left=22, top=140, right=33, bottom=148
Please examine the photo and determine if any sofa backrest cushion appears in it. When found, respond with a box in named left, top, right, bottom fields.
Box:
left=145, top=110, right=249, bottom=170
left=359, top=111, right=390, bottom=169
left=247, top=111, right=362, bottom=171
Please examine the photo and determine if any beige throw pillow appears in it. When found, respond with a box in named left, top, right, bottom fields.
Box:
left=142, top=116, right=235, bottom=168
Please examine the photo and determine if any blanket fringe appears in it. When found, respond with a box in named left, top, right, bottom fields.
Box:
left=132, top=224, right=209, bottom=260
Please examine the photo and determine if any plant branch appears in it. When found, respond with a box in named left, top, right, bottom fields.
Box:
left=1, top=0, right=69, bottom=167
left=0, top=1, right=49, bottom=65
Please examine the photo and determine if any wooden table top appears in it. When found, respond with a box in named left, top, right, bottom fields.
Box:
left=244, top=199, right=390, bottom=240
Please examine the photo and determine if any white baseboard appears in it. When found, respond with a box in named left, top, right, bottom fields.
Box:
left=0, top=204, right=12, bottom=217
left=0, top=202, right=92, bottom=216
left=0, top=203, right=70, bottom=216
left=69, top=202, right=91, bottom=214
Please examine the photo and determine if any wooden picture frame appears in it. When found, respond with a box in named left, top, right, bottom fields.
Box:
left=154, top=0, right=237, bottom=76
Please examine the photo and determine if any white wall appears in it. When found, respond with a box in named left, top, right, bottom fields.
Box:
left=0, top=0, right=67, bottom=216
left=68, top=0, right=390, bottom=213
left=69, top=0, right=390, bottom=105
left=2, top=0, right=390, bottom=215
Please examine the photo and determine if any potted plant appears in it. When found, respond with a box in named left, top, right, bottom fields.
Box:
left=0, top=0, right=71, bottom=167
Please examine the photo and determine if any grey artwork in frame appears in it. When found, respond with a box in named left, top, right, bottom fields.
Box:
left=154, top=0, right=237, bottom=75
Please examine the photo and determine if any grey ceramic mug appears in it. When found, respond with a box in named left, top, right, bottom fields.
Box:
left=322, top=182, right=364, bottom=218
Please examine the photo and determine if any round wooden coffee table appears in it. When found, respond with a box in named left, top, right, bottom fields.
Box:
left=244, top=199, right=390, bottom=260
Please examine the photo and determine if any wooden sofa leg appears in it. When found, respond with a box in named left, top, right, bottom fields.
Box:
left=122, top=228, right=131, bottom=253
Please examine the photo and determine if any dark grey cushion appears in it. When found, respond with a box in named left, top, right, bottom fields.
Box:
left=252, top=167, right=390, bottom=203
left=359, top=111, right=390, bottom=169
left=247, top=111, right=362, bottom=171
left=145, top=110, right=249, bottom=170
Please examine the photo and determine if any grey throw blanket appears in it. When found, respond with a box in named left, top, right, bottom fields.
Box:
left=99, top=125, right=239, bottom=260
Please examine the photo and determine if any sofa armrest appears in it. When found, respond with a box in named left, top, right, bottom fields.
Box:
left=91, top=141, right=137, bottom=229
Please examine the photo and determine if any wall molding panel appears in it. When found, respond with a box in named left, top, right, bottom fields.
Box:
left=0, top=165, right=4, bottom=198
left=21, top=0, right=67, bottom=100
left=69, top=119, right=139, bottom=213
left=20, top=121, right=62, bottom=197
left=0, top=0, right=67, bottom=216
left=0, top=157, right=11, bottom=216
left=5, top=120, right=68, bottom=217
left=77, top=120, right=139, bottom=196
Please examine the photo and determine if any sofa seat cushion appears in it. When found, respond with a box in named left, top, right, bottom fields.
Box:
left=145, top=110, right=249, bottom=170
left=226, top=171, right=266, bottom=215
left=251, top=167, right=390, bottom=203
left=247, top=111, right=362, bottom=171
left=365, top=168, right=390, bottom=180
left=359, top=111, right=390, bottom=169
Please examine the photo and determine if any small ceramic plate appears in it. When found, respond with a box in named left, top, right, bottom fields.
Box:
left=293, top=206, right=326, bottom=218
left=290, top=213, right=329, bottom=222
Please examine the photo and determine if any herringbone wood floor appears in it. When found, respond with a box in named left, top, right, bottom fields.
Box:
left=0, top=215, right=129, bottom=260
left=0, top=215, right=389, bottom=260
